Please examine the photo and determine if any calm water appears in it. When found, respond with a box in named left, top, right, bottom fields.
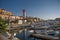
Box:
left=16, top=31, right=41, bottom=40
left=16, top=30, right=60, bottom=40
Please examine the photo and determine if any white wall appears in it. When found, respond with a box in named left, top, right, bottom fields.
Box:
left=18, top=20, right=23, bottom=24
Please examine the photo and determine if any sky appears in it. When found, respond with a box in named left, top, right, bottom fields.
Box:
left=0, top=0, right=60, bottom=20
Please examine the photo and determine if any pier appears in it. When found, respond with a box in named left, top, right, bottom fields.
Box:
left=30, top=33, right=59, bottom=40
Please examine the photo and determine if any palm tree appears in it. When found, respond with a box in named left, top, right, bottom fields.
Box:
left=0, top=17, right=7, bottom=33
left=0, top=18, right=9, bottom=40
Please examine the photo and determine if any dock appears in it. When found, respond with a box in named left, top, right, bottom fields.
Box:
left=30, top=33, right=59, bottom=40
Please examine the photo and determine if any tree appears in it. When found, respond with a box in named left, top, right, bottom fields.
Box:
left=0, top=18, right=7, bottom=33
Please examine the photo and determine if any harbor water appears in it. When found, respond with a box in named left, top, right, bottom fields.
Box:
left=16, top=30, right=60, bottom=40
left=16, top=31, right=35, bottom=40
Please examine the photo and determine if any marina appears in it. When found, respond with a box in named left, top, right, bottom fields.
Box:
left=4, top=21, right=60, bottom=40
left=0, top=0, right=60, bottom=40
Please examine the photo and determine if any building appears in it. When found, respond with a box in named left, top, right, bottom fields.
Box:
left=0, top=9, right=12, bottom=15
left=0, top=9, right=12, bottom=20
left=0, top=9, right=40, bottom=24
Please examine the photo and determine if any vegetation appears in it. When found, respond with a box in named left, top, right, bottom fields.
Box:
left=0, top=18, right=7, bottom=33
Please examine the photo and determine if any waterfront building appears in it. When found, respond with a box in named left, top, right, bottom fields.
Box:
left=0, top=9, right=12, bottom=15
left=0, top=9, right=12, bottom=20
left=0, top=9, right=40, bottom=25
